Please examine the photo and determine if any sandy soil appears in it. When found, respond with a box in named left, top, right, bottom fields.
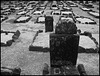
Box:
left=77, top=53, right=99, bottom=75
left=1, top=1, right=99, bottom=75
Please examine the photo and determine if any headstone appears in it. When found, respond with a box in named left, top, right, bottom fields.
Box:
left=50, top=34, right=79, bottom=66
left=45, top=16, right=54, bottom=32
left=50, top=34, right=80, bottom=75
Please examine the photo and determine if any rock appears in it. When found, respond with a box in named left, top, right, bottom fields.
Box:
left=92, top=34, right=99, bottom=45
left=83, top=31, right=92, bottom=38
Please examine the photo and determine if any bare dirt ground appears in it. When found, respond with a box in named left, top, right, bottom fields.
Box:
left=1, top=1, right=99, bottom=75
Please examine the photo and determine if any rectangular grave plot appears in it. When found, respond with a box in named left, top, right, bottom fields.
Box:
left=1, top=17, right=8, bottom=22
left=17, top=12, right=26, bottom=15
left=83, top=4, right=94, bottom=8
left=60, top=16, right=76, bottom=23
left=76, top=17, right=97, bottom=24
left=51, top=11, right=61, bottom=15
left=36, top=16, right=45, bottom=23
left=50, top=34, right=79, bottom=66
left=88, top=12, right=99, bottom=18
left=80, top=7, right=92, bottom=11
left=14, top=16, right=31, bottom=23
left=1, top=33, right=14, bottom=46
left=1, top=30, right=20, bottom=46
left=29, top=32, right=50, bottom=52
left=33, top=11, right=44, bottom=15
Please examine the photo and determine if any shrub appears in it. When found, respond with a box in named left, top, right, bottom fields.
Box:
left=55, top=19, right=77, bottom=34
